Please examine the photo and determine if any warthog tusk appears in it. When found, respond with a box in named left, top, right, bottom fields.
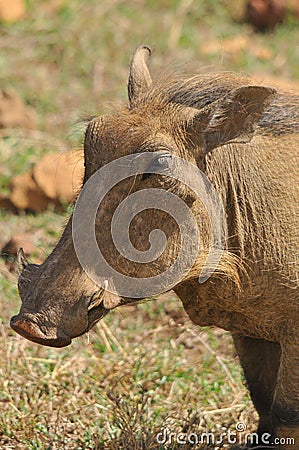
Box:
left=17, top=248, right=29, bottom=273
left=87, top=280, right=110, bottom=311
left=88, top=289, right=105, bottom=311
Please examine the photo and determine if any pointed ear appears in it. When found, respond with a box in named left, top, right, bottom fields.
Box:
left=128, top=46, right=152, bottom=105
left=186, top=85, right=276, bottom=154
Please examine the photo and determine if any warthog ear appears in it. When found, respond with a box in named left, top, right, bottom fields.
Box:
left=128, top=46, right=152, bottom=105
left=186, top=85, right=276, bottom=154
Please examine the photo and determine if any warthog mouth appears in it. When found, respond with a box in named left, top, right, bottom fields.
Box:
left=86, top=300, right=109, bottom=332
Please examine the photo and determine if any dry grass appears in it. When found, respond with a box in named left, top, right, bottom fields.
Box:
left=0, top=286, right=256, bottom=449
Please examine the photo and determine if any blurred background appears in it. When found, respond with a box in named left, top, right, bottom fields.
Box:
left=0, top=1, right=298, bottom=449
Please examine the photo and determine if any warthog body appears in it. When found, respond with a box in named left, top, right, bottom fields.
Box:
left=11, top=46, right=298, bottom=448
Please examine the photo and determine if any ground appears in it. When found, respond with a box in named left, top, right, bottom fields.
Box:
left=0, top=1, right=298, bottom=448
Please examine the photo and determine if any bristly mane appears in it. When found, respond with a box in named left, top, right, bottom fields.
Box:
left=133, top=72, right=299, bottom=136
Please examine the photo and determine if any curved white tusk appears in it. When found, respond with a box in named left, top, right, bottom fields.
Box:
left=88, top=289, right=105, bottom=311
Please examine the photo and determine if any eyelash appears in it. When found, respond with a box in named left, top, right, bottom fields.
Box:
left=140, top=153, right=172, bottom=181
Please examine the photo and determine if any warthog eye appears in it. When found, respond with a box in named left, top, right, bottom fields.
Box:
left=141, top=152, right=173, bottom=181
left=147, top=153, right=173, bottom=173
left=154, top=153, right=172, bottom=167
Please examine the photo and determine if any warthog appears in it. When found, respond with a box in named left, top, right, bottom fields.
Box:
left=11, top=46, right=298, bottom=448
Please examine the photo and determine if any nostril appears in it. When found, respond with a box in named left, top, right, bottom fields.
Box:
left=10, top=316, right=71, bottom=348
left=10, top=316, right=42, bottom=341
left=10, top=316, right=34, bottom=335
left=10, top=315, right=18, bottom=325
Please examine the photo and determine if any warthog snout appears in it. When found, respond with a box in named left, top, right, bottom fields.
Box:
left=10, top=315, right=71, bottom=347
left=12, top=246, right=111, bottom=347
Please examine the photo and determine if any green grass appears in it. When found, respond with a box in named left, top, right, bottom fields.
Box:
left=0, top=0, right=298, bottom=448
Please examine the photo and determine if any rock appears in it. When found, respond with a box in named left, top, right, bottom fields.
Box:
left=0, top=0, right=25, bottom=23
left=0, top=197, right=18, bottom=213
left=0, top=88, right=36, bottom=130
left=1, top=233, right=35, bottom=272
left=9, top=170, right=53, bottom=212
left=245, top=0, right=286, bottom=30
left=33, top=150, right=83, bottom=204
left=287, top=0, right=299, bottom=18
left=1, top=233, right=35, bottom=258
left=0, top=150, right=84, bottom=213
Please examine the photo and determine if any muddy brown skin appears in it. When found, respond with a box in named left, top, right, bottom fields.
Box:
left=11, top=46, right=298, bottom=449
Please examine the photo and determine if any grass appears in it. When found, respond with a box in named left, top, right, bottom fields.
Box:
left=0, top=293, right=255, bottom=449
left=0, top=0, right=298, bottom=448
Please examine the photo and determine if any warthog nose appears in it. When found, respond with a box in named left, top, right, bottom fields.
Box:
left=10, top=315, right=71, bottom=348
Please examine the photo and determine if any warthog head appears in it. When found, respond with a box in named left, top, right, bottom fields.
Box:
left=10, top=46, right=274, bottom=347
